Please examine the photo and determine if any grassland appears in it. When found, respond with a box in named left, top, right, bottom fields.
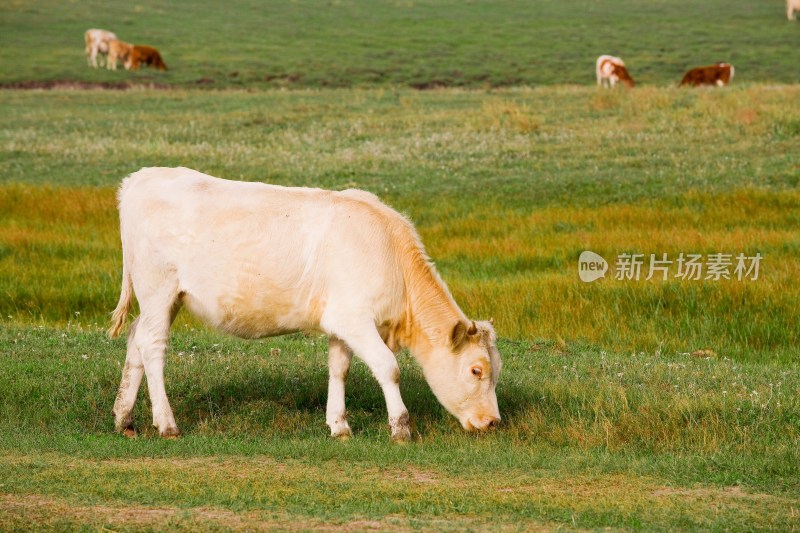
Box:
left=1, top=325, right=799, bottom=530
left=1, top=0, right=800, bottom=89
left=2, top=0, right=800, bottom=530
left=2, top=86, right=799, bottom=361
left=1, top=85, right=799, bottom=530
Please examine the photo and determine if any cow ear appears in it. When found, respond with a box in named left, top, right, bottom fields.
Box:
left=450, top=321, right=469, bottom=351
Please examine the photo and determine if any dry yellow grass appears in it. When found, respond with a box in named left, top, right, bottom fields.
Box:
left=1, top=183, right=796, bottom=361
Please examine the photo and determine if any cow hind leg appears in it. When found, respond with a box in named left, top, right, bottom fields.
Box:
left=135, top=292, right=182, bottom=438
left=112, top=317, right=145, bottom=436
left=330, top=322, right=411, bottom=442
left=326, top=336, right=353, bottom=438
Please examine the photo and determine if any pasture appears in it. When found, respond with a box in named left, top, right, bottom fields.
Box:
left=1, top=0, right=800, bottom=88
left=2, top=0, right=800, bottom=530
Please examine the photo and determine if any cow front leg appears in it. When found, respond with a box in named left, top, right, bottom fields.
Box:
left=112, top=317, right=144, bottom=436
left=333, top=325, right=411, bottom=442
left=326, top=336, right=353, bottom=438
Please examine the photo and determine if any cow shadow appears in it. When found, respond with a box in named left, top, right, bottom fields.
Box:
left=159, top=352, right=540, bottom=437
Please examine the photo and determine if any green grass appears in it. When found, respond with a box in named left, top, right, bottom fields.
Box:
left=1, top=86, right=799, bottom=529
left=1, top=325, right=798, bottom=530
left=1, top=0, right=800, bottom=89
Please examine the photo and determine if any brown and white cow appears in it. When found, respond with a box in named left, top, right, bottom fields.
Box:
left=596, top=55, right=634, bottom=88
left=789, top=0, right=800, bottom=20
left=107, top=39, right=133, bottom=71
left=127, top=45, right=168, bottom=71
left=680, top=63, right=734, bottom=87
left=108, top=167, right=502, bottom=441
left=85, top=29, right=117, bottom=68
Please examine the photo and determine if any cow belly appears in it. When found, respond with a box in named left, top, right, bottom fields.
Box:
left=177, top=253, right=326, bottom=339
left=181, top=290, right=320, bottom=339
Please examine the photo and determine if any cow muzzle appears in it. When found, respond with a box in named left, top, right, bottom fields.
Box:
left=462, top=414, right=501, bottom=432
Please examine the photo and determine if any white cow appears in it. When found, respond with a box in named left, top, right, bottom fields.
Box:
left=789, top=0, right=800, bottom=20
left=596, top=54, right=635, bottom=88
left=109, top=167, right=502, bottom=441
left=85, top=28, right=118, bottom=68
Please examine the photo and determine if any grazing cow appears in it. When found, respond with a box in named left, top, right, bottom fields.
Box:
left=596, top=55, right=634, bottom=88
left=680, top=63, right=735, bottom=87
left=127, top=45, right=168, bottom=71
left=84, top=29, right=117, bottom=68
left=789, top=0, right=800, bottom=20
left=108, top=167, right=502, bottom=441
left=107, top=39, right=133, bottom=71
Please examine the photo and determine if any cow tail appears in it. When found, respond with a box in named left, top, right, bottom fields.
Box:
left=108, top=258, right=133, bottom=339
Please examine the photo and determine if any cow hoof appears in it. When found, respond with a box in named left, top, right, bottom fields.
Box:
left=334, top=431, right=351, bottom=441
left=390, top=412, right=411, bottom=443
left=122, top=425, right=137, bottom=438
left=160, top=427, right=181, bottom=439
left=391, top=427, right=411, bottom=443
left=328, top=418, right=352, bottom=439
left=331, top=427, right=352, bottom=440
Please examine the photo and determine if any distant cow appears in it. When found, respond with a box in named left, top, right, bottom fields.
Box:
left=84, top=29, right=117, bottom=68
left=128, top=45, right=168, bottom=71
left=108, top=167, right=502, bottom=441
left=680, top=63, right=734, bottom=87
left=107, top=40, right=133, bottom=71
left=596, top=55, right=634, bottom=88
left=789, top=0, right=800, bottom=20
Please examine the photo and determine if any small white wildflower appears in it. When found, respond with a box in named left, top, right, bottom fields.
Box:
left=81, top=354, right=88, bottom=360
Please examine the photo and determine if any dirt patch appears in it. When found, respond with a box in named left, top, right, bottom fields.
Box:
left=0, top=493, right=400, bottom=531
left=380, top=465, right=439, bottom=484
left=651, top=485, right=794, bottom=503
left=409, top=80, right=449, bottom=90
left=0, top=80, right=171, bottom=90
left=0, top=493, right=550, bottom=532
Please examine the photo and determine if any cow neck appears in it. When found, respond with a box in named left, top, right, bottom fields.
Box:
left=399, top=251, right=466, bottom=363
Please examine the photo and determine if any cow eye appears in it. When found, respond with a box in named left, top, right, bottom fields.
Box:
left=470, top=366, right=483, bottom=378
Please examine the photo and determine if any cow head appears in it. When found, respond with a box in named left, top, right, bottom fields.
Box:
left=422, top=320, right=502, bottom=431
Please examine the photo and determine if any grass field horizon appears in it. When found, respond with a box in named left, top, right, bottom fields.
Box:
left=2, top=0, right=800, bottom=89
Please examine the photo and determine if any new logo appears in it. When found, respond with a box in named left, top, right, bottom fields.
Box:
left=578, top=251, right=608, bottom=282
